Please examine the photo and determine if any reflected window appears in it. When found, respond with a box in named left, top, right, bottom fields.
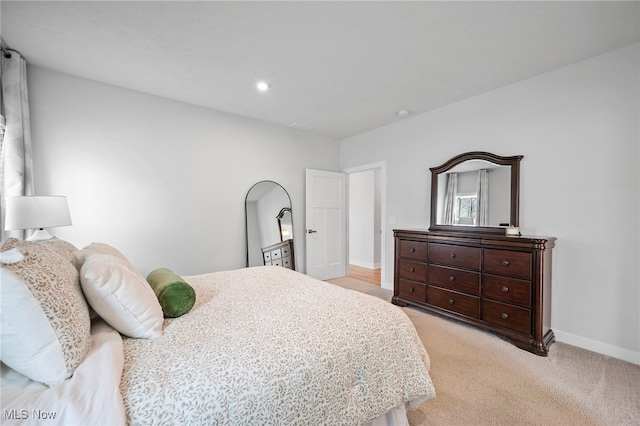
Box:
left=455, top=194, right=477, bottom=225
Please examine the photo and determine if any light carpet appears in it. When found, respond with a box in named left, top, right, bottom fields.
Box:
left=327, top=277, right=640, bottom=426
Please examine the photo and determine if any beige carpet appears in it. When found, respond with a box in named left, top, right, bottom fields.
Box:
left=328, top=277, right=640, bottom=426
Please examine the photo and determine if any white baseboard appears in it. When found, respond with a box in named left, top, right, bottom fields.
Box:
left=349, top=259, right=380, bottom=270
left=554, top=329, right=640, bottom=365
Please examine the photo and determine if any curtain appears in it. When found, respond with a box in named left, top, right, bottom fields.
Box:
left=443, top=173, right=457, bottom=225
left=476, top=169, right=489, bottom=226
left=1, top=47, right=34, bottom=241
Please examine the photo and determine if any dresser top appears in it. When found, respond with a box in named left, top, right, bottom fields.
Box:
left=262, top=239, right=294, bottom=252
left=393, top=228, right=555, bottom=249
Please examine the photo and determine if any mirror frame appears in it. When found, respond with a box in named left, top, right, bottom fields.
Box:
left=276, top=207, right=292, bottom=242
left=429, top=151, right=523, bottom=235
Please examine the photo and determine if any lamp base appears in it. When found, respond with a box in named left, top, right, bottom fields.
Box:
left=26, top=229, right=54, bottom=241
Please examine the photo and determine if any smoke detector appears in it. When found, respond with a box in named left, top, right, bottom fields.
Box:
left=289, top=123, right=316, bottom=132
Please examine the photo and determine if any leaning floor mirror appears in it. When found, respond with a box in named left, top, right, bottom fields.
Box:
left=245, top=181, right=295, bottom=270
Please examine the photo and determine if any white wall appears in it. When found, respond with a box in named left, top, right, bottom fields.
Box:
left=341, top=44, right=640, bottom=364
left=349, top=170, right=375, bottom=268
left=256, top=186, right=289, bottom=249
left=245, top=201, right=262, bottom=267
left=373, top=168, right=381, bottom=266
left=488, top=166, right=510, bottom=226
left=348, top=169, right=382, bottom=269
left=27, top=67, right=340, bottom=276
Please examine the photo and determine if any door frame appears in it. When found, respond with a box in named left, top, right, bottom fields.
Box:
left=342, top=161, right=388, bottom=289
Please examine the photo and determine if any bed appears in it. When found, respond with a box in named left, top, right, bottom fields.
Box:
left=1, top=238, right=435, bottom=425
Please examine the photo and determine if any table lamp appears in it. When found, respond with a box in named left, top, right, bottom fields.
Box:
left=4, top=196, right=72, bottom=241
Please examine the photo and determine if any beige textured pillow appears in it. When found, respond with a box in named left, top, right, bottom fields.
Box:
left=80, top=253, right=164, bottom=338
left=0, top=240, right=92, bottom=386
left=39, top=237, right=80, bottom=265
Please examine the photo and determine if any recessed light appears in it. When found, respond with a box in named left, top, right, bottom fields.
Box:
left=396, top=110, right=410, bottom=117
left=256, top=81, right=270, bottom=92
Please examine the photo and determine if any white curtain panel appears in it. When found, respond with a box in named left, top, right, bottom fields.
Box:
left=476, top=169, right=489, bottom=227
left=1, top=47, right=34, bottom=240
left=443, top=173, right=457, bottom=225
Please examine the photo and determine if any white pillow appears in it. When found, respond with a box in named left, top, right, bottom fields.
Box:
left=73, top=242, right=132, bottom=270
left=0, top=242, right=92, bottom=386
left=80, top=253, right=163, bottom=338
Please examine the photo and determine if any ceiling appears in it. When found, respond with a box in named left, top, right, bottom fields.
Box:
left=1, top=1, right=639, bottom=140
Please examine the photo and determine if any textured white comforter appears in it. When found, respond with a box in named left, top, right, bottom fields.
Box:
left=121, top=266, right=435, bottom=425
left=2, top=266, right=434, bottom=425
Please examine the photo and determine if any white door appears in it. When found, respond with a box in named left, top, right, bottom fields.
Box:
left=305, top=169, right=347, bottom=280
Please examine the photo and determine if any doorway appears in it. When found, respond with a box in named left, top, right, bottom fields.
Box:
left=344, top=162, right=386, bottom=287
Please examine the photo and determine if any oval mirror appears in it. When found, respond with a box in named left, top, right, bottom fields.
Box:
left=429, top=152, right=523, bottom=234
left=245, top=181, right=295, bottom=269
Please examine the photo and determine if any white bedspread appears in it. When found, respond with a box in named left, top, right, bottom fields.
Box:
left=121, top=267, right=435, bottom=425
left=2, top=266, right=435, bottom=425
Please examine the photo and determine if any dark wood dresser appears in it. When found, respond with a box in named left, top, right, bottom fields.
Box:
left=393, top=229, right=555, bottom=356
left=262, top=240, right=295, bottom=270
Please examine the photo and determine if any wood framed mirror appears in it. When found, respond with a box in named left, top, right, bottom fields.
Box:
left=429, top=151, right=523, bottom=235
left=276, top=207, right=293, bottom=242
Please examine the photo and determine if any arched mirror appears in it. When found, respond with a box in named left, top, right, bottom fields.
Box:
left=429, top=152, right=523, bottom=234
left=245, top=181, right=295, bottom=269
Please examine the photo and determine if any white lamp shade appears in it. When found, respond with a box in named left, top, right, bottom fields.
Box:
left=4, top=196, right=72, bottom=231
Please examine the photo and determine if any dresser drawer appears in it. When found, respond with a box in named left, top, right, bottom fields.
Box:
left=281, top=245, right=292, bottom=258
left=398, top=279, right=426, bottom=302
left=428, top=243, right=481, bottom=270
left=429, top=265, right=480, bottom=295
left=398, top=259, right=427, bottom=282
left=483, top=249, right=531, bottom=279
left=427, top=286, right=480, bottom=319
left=399, top=240, right=427, bottom=260
left=270, top=248, right=282, bottom=260
left=483, top=274, right=531, bottom=306
left=482, top=300, right=531, bottom=335
left=281, top=256, right=293, bottom=269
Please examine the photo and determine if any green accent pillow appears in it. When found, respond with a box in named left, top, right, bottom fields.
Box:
left=146, top=268, right=196, bottom=318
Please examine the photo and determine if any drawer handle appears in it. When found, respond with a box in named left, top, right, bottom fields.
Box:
left=409, top=267, right=415, bottom=273
left=410, top=247, right=416, bottom=253
left=502, top=260, right=510, bottom=266
left=409, top=287, right=415, bottom=293
left=449, top=275, right=455, bottom=282
left=501, top=312, right=509, bottom=320
left=450, top=253, right=456, bottom=259
left=448, top=298, right=455, bottom=305
left=501, top=286, right=509, bottom=293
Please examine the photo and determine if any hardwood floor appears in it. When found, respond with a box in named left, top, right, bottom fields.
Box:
left=348, top=264, right=381, bottom=286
